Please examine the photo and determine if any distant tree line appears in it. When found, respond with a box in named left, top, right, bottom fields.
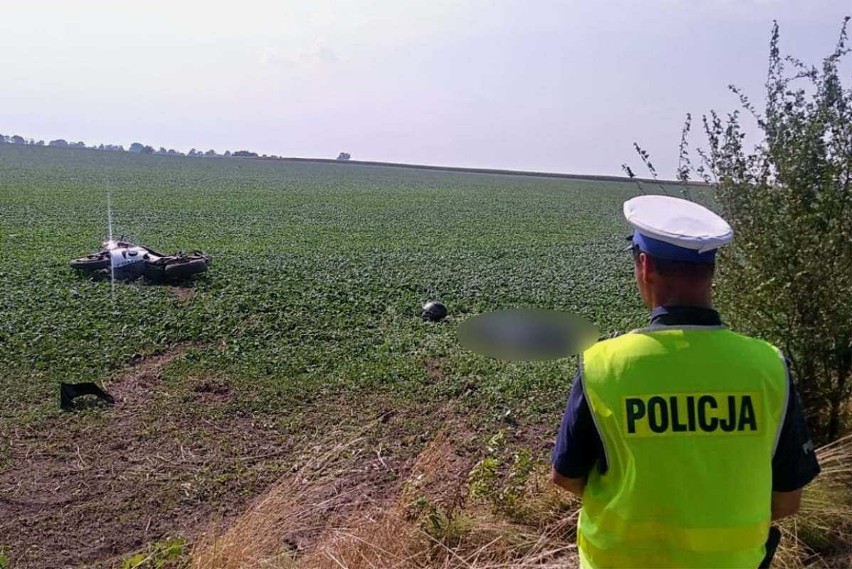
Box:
left=0, top=132, right=352, bottom=162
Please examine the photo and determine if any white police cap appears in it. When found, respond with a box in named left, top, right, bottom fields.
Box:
left=624, top=195, right=733, bottom=262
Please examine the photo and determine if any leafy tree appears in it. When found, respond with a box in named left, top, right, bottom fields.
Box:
left=10, top=135, right=25, bottom=144
left=233, top=150, right=258, bottom=157
left=204, top=149, right=216, bottom=157
left=49, top=139, right=68, bottom=147
left=337, top=152, right=351, bottom=161
left=654, top=19, right=852, bottom=442
left=129, top=142, right=145, bottom=153
left=223, top=150, right=231, bottom=157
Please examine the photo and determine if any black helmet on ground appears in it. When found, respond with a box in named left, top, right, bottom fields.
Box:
left=422, top=300, right=448, bottom=322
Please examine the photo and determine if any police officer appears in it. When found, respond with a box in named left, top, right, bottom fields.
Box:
left=551, top=195, right=821, bottom=568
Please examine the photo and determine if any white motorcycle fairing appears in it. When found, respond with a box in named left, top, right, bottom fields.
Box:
left=105, top=241, right=161, bottom=279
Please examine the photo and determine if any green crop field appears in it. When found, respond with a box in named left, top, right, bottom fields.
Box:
left=0, top=145, right=655, bottom=567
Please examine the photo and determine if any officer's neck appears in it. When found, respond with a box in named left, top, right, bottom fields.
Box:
left=647, top=284, right=714, bottom=311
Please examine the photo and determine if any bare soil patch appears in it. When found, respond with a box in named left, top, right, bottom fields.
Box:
left=0, top=346, right=292, bottom=569
left=169, top=286, right=196, bottom=302
left=190, top=377, right=234, bottom=406
left=423, top=358, right=446, bottom=384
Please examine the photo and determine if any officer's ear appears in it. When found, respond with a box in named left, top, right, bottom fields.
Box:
left=636, top=251, right=655, bottom=285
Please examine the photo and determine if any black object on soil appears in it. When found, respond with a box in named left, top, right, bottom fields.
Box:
left=60, top=382, right=116, bottom=411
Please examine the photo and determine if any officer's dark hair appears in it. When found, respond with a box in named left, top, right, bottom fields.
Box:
left=632, top=245, right=715, bottom=280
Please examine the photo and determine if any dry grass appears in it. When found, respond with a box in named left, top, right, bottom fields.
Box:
left=290, top=431, right=580, bottom=569
left=191, top=433, right=376, bottom=569
left=300, top=513, right=579, bottom=569
left=774, top=433, right=852, bottom=568
left=192, top=431, right=852, bottom=569
left=191, top=429, right=580, bottom=569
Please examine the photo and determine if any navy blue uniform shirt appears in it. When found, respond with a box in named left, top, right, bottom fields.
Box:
left=552, top=306, right=821, bottom=491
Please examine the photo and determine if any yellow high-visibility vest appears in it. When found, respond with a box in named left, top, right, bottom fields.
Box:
left=578, top=326, right=788, bottom=568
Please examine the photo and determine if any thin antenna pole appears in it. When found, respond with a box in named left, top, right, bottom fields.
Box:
left=107, top=191, right=113, bottom=242
left=107, top=191, right=116, bottom=303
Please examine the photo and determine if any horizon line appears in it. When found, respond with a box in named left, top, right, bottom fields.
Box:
left=7, top=142, right=704, bottom=186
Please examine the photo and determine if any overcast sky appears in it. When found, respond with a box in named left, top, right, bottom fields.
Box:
left=1, top=1, right=849, bottom=176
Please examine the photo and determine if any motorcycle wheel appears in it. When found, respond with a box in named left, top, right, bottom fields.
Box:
left=143, top=263, right=167, bottom=283
left=70, top=255, right=109, bottom=271
left=163, top=258, right=209, bottom=280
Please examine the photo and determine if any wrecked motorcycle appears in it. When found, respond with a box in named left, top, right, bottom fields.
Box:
left=70, top=238, right=211, bottom=283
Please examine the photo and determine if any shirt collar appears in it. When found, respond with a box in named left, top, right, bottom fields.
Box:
left=649, top=305, right=722, bottom=327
